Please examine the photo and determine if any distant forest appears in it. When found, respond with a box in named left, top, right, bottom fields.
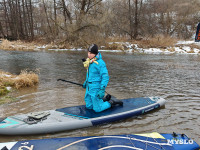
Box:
left=0, top=0, right=199, bottom=47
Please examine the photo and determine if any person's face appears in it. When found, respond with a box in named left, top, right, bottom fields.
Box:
left=88, top=52, right=96, bottom=59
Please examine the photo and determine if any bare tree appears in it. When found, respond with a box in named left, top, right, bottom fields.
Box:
left=0, top=0, right=199, bottom=43
left=133, top=0, right=138, bottom=39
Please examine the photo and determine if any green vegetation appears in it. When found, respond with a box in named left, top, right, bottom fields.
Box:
left=0, top=96, right=19, bottom=105
left=0, top=86, right=10, bottom=96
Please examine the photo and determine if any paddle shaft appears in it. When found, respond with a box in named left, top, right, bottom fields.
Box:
left=57, top=79, right=83, bottom=86
left=57, top=79, right=109, bottom=94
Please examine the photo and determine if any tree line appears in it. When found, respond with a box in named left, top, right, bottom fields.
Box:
left=0, top=0, right=199, bottom=47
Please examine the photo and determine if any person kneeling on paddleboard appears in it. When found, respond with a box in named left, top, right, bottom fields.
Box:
left=82, top=44, right=122, bottom=112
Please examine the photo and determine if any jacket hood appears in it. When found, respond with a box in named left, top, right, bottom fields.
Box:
left=95, top=52, right=102, bottom=60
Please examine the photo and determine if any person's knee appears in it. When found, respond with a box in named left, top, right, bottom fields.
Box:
left=93, top=107, right=101, bottom=112
left=86, top=104, right=93, bottom=109
left=85, top=94, right=93, bottom=109
left=85, top=99, right=93, bottom=109
left=92, top=99, right=111, bottom=112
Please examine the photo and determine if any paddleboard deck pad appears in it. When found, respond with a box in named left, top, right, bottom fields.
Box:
left=0, top=132, right=199, bottom=150
left=0, top=97, right=165, bottom=135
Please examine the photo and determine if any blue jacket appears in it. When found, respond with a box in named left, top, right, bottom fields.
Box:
left=83, top=52, right=111, bottom=112
left=85, top=52, right=109, bottom=92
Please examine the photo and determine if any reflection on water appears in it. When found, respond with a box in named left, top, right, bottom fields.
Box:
left=0, top=50, right=199, bottom=144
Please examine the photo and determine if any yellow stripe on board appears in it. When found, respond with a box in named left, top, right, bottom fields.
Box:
left=135, top=132, right=165, bottom=139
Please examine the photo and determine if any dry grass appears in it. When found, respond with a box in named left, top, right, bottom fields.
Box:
left=104, top=35, right=178, bottom=50
left=0, top=39, right=37, bottom=51
left=187, top=49, right=195, bottom=53
left=167, top=47, right=176, bottom=52
left=0, top=39, right=56, bottom=51
left=106, top=36, right=130, bottom=43
left=14, top=70, right=39, bottom=89
left=0, top=39, right=74, bottom=51
left=186, top=44, right=200, bottom=50
left=136, top=35, right=178, bottom=49
left=104, top=36, right=132, bottom=50
left=0, top=35, right=181, bottom=51
left=0, top=70, right=39, bottom=95
left=104, top=42, right=127, bottom=50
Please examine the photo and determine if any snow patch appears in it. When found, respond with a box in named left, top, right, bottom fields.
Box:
left=6, top=87, right=12, bottom=91
left=193, top=48, right=200, bottom=53
left=99, top=50, right=123, bottom=52
left=48, top=48, right=86, bottom=52
left=143, top=48, right=163, bottom=54
left=0, top=74, right=11, bottom=77
left=182, top=46, right=191, bottom=52
left=37, top=45, right=48, bottom=49
left=177, top=41, right=195, bottom=45
left=174, top=47, right=187, bottom=53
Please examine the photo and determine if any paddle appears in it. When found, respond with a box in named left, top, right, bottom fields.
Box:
left=57, top=79, right=122, bottom=104
left=57, top=78, right=111, bottom=95
left=57, top=79, right=83, bottom=87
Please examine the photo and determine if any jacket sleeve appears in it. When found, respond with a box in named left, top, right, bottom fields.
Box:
left=99, top=61, right=109, bottom=89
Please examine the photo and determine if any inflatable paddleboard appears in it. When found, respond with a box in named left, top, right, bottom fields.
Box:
left=0, top=97, right=165, bottom=135
left=0, top=132, right=199, bottom=150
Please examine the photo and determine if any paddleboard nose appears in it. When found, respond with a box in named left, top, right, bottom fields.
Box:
left=149, top=97, right=166, bottom=107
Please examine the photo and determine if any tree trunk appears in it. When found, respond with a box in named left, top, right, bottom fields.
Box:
left=3, top=0, right=9, bottom=37
left=61, top=0, right=72, bottom=25
left=128, top=0, right=133, bottom=39
left=0, top=21, right=5, bottom=38
left=22, top=0, right=28, bottom=39
left=81, top=0, right=87, bottom=15
left=29, top=0, right=34, bottom=40
left=25, top=0, right=31, bottom=38
left=18, top=0, right=25, bottom=39
left=8, top=0, right=17, bottom=39
left=42, top=0, right=53, bottom=37
left=133, top=0, right=138, bottom=39
left=53, top=0, right=58, bottom=35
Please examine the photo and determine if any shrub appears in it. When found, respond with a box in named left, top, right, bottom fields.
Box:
left=0, top=70, right=39, bottom=96
left=137, top=35, right=177, bottom=49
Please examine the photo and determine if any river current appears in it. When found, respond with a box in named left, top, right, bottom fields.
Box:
left=0, top=50, right=199, bottom=143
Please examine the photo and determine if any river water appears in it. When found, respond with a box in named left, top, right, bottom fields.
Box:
left=0, top=50, right=199, bottom=144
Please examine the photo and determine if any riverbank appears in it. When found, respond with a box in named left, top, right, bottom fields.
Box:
left=0, top=70, right=39, bottom=103
left=0, top=37, right=200, bottom=54
left=48, top=40, right=200, bottom=54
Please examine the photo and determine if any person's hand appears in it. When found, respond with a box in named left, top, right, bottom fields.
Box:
left=82, top=81, right=87, bottom=89
left=97, top=87, right=105, bottom=99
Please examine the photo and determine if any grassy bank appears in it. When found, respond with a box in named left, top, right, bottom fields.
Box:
left=0, top=39, right=52, bottom=51
left=0, top=70, right=39, bottom=97
left=103, top=35, right=178, bottom=50
left=0, top=38, right=74, bottom=51
left=1, top=36, right=200, bottom=54
left=0, top=36, right=178, bottom=51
